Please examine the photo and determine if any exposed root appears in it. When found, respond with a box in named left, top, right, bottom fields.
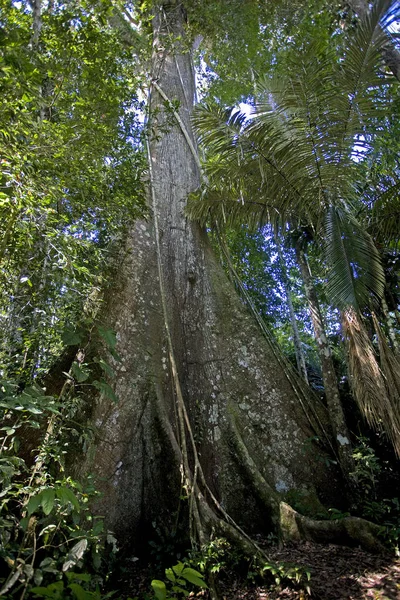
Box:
left=198, top=493, right=269, bottom=560
left=227, top=415, right=385, bottom=555
left=280, top=502, right=386, bottom=553
left=227, top=411, right=280, bottom=522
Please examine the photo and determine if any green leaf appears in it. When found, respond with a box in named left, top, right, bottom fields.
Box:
left=71, top=363, right=89, bottom=383
left=31, top=581, right=64, bottom=599
left=324, top=207, right=385, bottom=309
left=25, top=406, right=43, bottom=415
left=27, top=492, right=43, bottom=516
left=92, top=519, right=104, bottom=536
left=62, top=329, right=82, bottom=346
left=92, top=551, right=102, bottom=570
left=172, top=562, right=185, bottom=577
left=165, top=568, right=176, bottom=583
left=31, top=587, right=59, bottom=598
left=151, top=580, right=167, bottom=600
left=34, top=569, right=43, bottom=586
left=171, top=586, right=188, bottom=595
left=97, top=326, right=117, bottom=350
left=181, top=567, right=208, bottom=588
left=41, top=488, right=55, bottom=515
left=97, top=359, right=115, bottom=378
left=93, top=381, right=118, bottom=403
left=56, top=486, right=81, bottom=512
left=68, top=582, right=96, bottom=600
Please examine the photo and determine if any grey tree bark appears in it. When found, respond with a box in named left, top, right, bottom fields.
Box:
left=29, top=0, right=42, bottom=47
left=80, top=1, right=339, bottom=548
left=295, top=244, right=355, bottom=478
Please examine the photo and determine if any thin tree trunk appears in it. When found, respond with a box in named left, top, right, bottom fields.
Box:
left=80, top=1, right=339, bottom=547
left=275, top=235, right=309, bottom=383
left=29, top=0, right=42, bottom=48
left=295, top=244, right=354, bottom=477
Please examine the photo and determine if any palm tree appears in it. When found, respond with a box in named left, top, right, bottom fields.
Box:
left=187, top=0, right=400, bottom=458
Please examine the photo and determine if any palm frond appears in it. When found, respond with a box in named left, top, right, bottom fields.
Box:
left=251, top=0, right=397, bottom=187
left=343, top=306, right=400, bottom=455
left=186, top=188, right=276, bottom=230
left=329, top=0, right=397, bottom=166
left=188, top=1, right=397, bottom=313
left=191, top=102, right=322, bottom=226
left=325, top=206, right=386, bottom=309
left=372, top=312, right=400, bottom=456
left=192, top=102, right=247, bottom=158
left=340, top=0, right=398, bottom=89
left=368, top=180, right=400, bottom=243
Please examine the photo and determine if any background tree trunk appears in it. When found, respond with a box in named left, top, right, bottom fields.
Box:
left=79, top=2, right=339, bottom=548
left=275, top=234, right=309, bottom=383
left=295, top=244, right=354, bottom=477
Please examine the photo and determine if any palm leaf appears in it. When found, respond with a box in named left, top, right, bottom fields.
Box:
left=343, top=307, right=400, bottom=455
left=368, top=180, right=400, bottom=243
left=187, top=187, right=280, bottom=230
left=325, top=206, right=386, bottom=309
left=192, top=103, right=247, bottom=158
left=188, top=0, right=397, bottom=310
left=250, top=0, right=396, bottom=191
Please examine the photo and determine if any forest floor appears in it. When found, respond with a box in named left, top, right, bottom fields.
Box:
left=121, top=541, right=400, bottom=600
left=217, top=542, right=400, bottom=600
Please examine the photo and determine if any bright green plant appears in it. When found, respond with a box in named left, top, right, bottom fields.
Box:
left=189, top=537, right=237, bottom=576
left=189, top=0, right=397, bottom=312
left=0, top=362, right=118, bottom=597
left=351, top=436, right=382, bottom=497
left=260, top=560, right=311, bottom=594
left=151, top=562, right=207, bottom=600
left=350, top=437, right=400, bottom=552
left=31, top=572, right=116, bottom=600
left=0, top=0, right=146, bottom=386
left=188, top=536, right=312, bottom=594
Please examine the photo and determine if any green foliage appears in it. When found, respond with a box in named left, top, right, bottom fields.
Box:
left=189, top=0, right=399, bottom=311
left=151, top=562, right=207, bottom=600
left=189, top=537, right=239, bottom=576
left=351, top=436, right=382, bottom=496
left=0, top=0, right=146, bottom=383
left=188, top=0, right=346, bottom=104
left=189, top=537, right=312, bottom=595
left=186, top=0, right=263, bottom=103
left=0, top=340, right=120, bottom=597
left=31, top=571, right=119, bottom=599
left=259, top=560, right=311, bottom=594
left=350, top=437, right=400, bottom=552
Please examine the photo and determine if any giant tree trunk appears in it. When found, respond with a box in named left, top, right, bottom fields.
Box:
left=80, top=2, right=339, bottom=548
